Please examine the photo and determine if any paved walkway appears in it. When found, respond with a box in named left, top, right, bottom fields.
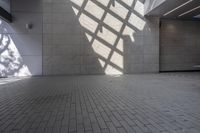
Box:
left=0, top=73, right=200, bottom=133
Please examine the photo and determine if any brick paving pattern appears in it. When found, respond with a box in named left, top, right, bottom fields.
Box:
left=0, top=73, right=200, bottom=133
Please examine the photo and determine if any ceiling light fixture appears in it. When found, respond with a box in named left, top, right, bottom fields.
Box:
left=179, top=5, right=200, bottom=17
left=164, top=0, right=193, bottom=16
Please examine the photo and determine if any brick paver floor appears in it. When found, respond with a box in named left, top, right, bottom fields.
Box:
left=0, top=73, right=200, bottom=133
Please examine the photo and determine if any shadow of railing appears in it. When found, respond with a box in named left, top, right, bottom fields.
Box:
left=70, top=0, right=146, bottom=74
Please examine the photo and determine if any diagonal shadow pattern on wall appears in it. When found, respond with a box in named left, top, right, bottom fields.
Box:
left=70, top=0, right=146, bottom=74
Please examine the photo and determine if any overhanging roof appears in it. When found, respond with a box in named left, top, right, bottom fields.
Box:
left=145, top=0, right=200, bottom=20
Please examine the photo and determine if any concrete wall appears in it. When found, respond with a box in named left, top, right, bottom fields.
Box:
left=42, top=0, right=102, bottom=75
left=160, top=20, right=200, bottom=71
left=0, top=0, right=42, bottom=77
left=43, top=0, right=160, bottom=75
left=0, top=0, right=160, bottom=77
